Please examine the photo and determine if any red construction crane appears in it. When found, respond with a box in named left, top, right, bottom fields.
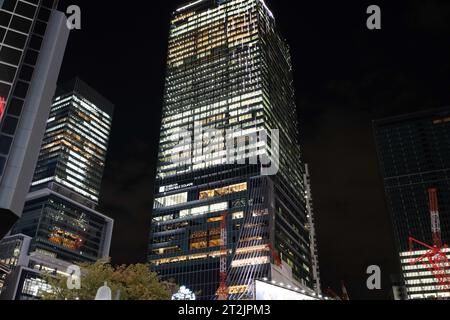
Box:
left=216, top=212, right=229, bottom=300
left=429, top=188, right=442, bottom=248
left=409, top=188, right=450, bottom=293
left=267, top=243, right=282, bottom=267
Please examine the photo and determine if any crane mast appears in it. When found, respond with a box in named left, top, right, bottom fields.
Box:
left=428, top=188, right=442, bottom=248
left=216, top=212, right=229, bottom=300
left=409, top=188, right=450, bottom=295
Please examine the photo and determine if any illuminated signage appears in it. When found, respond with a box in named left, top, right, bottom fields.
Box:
left=159, top=183, right=194, bottom=193
left=254, top=280, right=319, bottom=301
left=0, top=96, right=5, bottom=121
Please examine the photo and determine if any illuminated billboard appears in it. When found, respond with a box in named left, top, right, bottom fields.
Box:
left=254, top=280, right=320, bottom=301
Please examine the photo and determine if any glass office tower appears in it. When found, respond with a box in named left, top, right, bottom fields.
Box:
left=1, top=79, right=114, bottom=299
left=11, top=78, right=114, bottom=264
left=0, top=0, right=69, bottom=238
left=374, top=107, right=450, bottom=300
left=30, top=78, right=114, bottom=206
left=150, top=0, right=314, bottom=300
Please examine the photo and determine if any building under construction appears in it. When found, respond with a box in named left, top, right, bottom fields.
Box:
left=149, top=0, right=318, bottom=300
left=374, top=107, right=450, bottom=300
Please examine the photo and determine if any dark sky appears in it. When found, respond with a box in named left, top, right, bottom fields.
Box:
left=56, top=0, right=450, bottom=300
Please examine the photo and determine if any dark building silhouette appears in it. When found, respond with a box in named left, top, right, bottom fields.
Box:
left=374, top=107, right=450, bottom=300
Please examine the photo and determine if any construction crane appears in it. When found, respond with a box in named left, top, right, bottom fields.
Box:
left=409, top=188, right=450, bottom=294
left=267, top=243, right=282, bottom=267
left=429, top=188, right=442, bottom=248
left=216, top=212, right=229, bottom=300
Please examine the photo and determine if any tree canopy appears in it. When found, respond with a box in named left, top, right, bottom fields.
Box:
left=40, top=259, right=177, bottom=300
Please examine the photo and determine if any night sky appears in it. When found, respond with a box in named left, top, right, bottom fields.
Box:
left=56, top=0, right=450, bottom=299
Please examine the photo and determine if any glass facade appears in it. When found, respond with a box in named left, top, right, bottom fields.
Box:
left=0, top=234, right=24, bottom=293
left=12, top=193, right=112, bottom=263
left=10, top=79, right=114, bottom=265
left=0, top=0, right=58, bottom=176
left=18, top=270, right=51, bottom=300
left=0, top=234, right=31, bottom=296
left=30, top=78, right=114, bottom=205
left=150, top=0, right=313, bottom=300
left=374, top=107, right=450, bottom=299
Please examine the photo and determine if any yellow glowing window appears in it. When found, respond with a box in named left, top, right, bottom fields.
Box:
left=199, top=182, right=247, bottom=200
left=208, top=216, right=224, bottom=223
left=228, top=285, right=248, bottom=294
left=154, top=246, right=181, bottom=255
left=48, top=229, right=83, bottom=251
left=152, top=250, right=223, bottom=266
left=433, top=117, right=450, bottom=125
left=190, top=230, right=207, bottom=239
left=209, top=239, right=222, bottom=247
left=209, top=227, right=221, bottom=236
left=190, top=241, right=208, bottom=250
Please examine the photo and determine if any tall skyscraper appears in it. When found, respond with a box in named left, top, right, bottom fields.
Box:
left=150, top=0, right=315, bottom=300
left=1, top=79, right=114, bottom=300
left=0, top=0, right=69, bottom=238
left=12, top=78, right=114, bottom=262
left=374, top=107, right=450, bottom=300
left=30, top=78, right=114, bottom=207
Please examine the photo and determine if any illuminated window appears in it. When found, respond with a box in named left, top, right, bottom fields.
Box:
left=48, top=228, right=83, bottom=251
left=190, top=230, right=207, bottom=239
left=180, top=202, right=228, bottom=218
left=154, top=192, right=188, bottom=208
left=433, top=117, right=450, bottom=124
left=210, top=202, right=228, bottom=212
left=208, top=216, right=223, bottom=223
left=231, top=256, right=270, bottom=268
left=241, top=236, right=263, bottom=242
left=154, top=246, right=181, bottom=255
left=190, top=241, right=208, bottom=250
left=22, top=277, right=52, bottom=297
left=232, top=211, right=244, bottom=220
left=228, top=285, right=248, bottom=294
left=199, top=182, right=247, bottom=200
left=252, top=209, right=269, bottom=217
left=209, top=239, right=221, bottom=247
